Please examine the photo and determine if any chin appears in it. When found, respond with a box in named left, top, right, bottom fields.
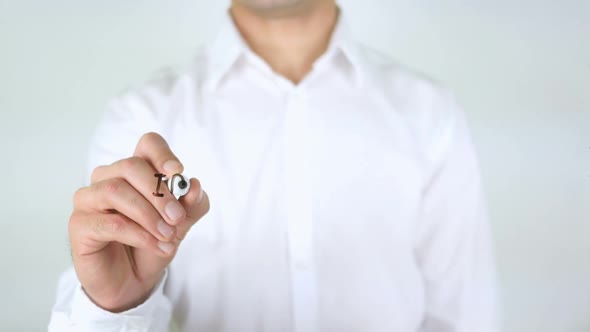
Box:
left=236, top=0, right=315, bottom=15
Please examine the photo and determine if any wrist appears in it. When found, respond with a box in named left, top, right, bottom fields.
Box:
left=82, top=272, right=163, bottom=313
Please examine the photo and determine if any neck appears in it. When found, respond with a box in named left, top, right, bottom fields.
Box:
left=230, top=1, right=338, bottom=84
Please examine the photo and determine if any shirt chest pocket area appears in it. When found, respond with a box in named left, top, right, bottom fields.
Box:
left=311, top=122, right=424, bottom=249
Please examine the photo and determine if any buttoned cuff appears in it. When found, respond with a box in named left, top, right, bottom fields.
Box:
left=70, top=270, right=170, bottom=332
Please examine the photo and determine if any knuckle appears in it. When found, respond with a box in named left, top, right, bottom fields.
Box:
left=138, top=132, right=172, bottom=159
left=120, top=156, right=144, bottom=173
left=90, top=165, right=106, bottom=183
left=72, top=187, right=86, bottom=207
left=136, top=229, right=154, bottom=248
left=68, top=212, right=81, bottom=234
left=128, top=194, right=143, bottom=209
left=102, top=178, right=125, bottom=195
left=141, top=131, right=161, bottom=142
left=91, top=215, right=105, bottom=234
left=128, top=197, right=156, bottom=224
left=105, top=215, right=126, bottom=234
left=174, top=233, right=185, bottom=243
left=68, top=215, right=82, bottom=256
left=141, top=213, right=160, bottom=232
left=139, top=132, right=164, bottom=148
left=90, top=214, right=125, bottom=235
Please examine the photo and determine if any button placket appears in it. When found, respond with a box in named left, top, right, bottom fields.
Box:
left=284, top=89, right=317, bottom=332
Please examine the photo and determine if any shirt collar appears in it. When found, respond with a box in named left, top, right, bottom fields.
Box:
left=324, top=11, right=365, bottom=85
left=203, top=8, right=365, bottom=91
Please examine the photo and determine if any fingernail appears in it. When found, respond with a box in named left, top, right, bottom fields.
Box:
left=157, top=220, right=175, bottom=238
left=197, top=188, right=205, bottom=203
left=157, top=241, right=174, bottom=254
left=163, top=160, right=182, bottom=173
left=165, top=201, right=185, bottom=223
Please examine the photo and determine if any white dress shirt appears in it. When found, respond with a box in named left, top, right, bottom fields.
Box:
left=49, top=12, right=498, bottom=332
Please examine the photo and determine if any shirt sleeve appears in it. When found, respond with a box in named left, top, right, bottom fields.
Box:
left=48, top=91, right=172, bottom=331
left=415, top=97, right=500, bottom=332
left=85, top=93, right=161, bottom=183
left=48, top=268, right=172, bottom=332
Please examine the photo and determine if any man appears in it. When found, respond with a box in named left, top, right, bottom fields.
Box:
left=49, top=0, right=498, bottom=331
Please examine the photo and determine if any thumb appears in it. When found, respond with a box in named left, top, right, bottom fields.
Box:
left=176, top=178, right=210, bottom=242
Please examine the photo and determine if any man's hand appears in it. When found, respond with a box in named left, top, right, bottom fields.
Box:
left=69, top=132, right=209, bottom=312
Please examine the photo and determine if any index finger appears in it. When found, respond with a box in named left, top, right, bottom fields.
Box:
left=134, top=132, right=184, bottom=176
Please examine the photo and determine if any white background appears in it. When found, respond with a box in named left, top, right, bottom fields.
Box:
left=0, top=0, right=588, bottom=331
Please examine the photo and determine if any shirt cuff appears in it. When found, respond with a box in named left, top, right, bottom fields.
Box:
left=70, top=269, right=170, bottom=331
